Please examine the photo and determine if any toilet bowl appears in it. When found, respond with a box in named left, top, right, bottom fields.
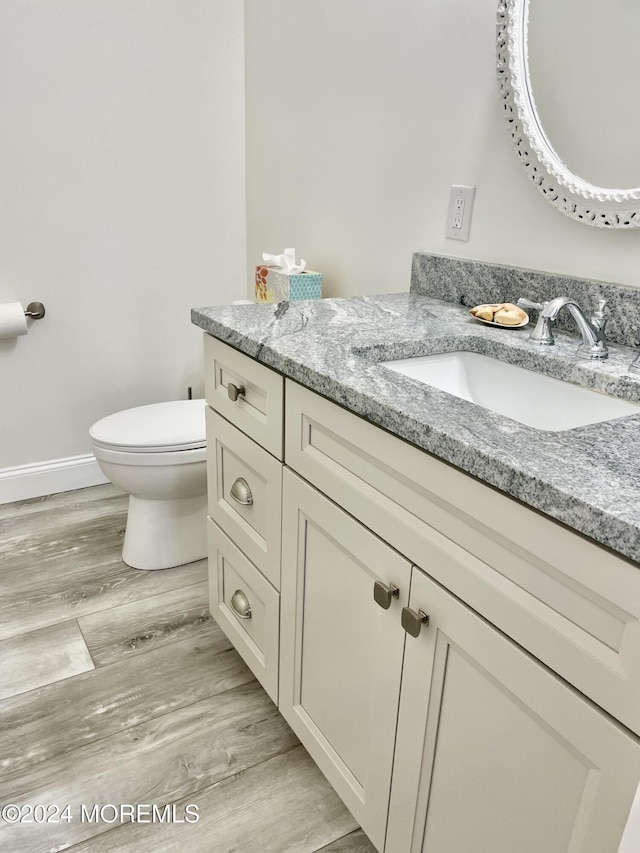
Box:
left=89, top=400, right=207, bottom=570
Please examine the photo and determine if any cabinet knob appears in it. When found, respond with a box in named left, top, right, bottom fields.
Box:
left=401, top=606, right=429, bottom=637
left=227, top=382, right=245, bottom=402
left=230, top=589, right=252, bottom=620
left=373, top=581, right=399, bottom=610
left=230, top=477, right=253, bottom=506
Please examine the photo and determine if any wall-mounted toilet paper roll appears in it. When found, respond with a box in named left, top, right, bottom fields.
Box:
left=0, top=303, right=28, bottom=339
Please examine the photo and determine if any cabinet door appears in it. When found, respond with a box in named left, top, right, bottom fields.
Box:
left=280, top=469, right=411, bottom=852
left=386, top=565, right=640, bottom=853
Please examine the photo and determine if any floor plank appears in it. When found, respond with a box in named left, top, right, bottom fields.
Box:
left=0, top=682, right=298, bottom=853
left=0, top=483, right=124, bottom=523
left=0, top=557, right=207, bottom=643
left=65, top=746, right=358, bottom=853
left=0, top=506, right=128, bottom=595
left=315, top=829, right=377, bottom=852
left=0, top=627, right=253, bottom=777
left=0, top=488, right=126, bottom=553
left=79, top=581, right=213, bottom=667
left=0, top=620, right=94, bottom=701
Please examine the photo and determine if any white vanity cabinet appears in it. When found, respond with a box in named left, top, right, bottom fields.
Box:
left=278, top=465, right=640, bottom=853
left=203, top=335, right=640, bottom=852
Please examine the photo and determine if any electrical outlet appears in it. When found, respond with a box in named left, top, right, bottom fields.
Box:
left=446, top=185, right=476, bottom=242
left=453, top=198, right=465, bottom=229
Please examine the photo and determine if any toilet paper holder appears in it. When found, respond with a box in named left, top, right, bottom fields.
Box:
left=25, top=302, right=45, bottom=319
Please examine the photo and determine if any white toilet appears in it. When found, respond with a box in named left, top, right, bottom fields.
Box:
left=89, top=400, right=207, bottom=570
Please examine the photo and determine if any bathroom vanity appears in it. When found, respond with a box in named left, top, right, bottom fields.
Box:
left=193, top=259, right=640, bottom=853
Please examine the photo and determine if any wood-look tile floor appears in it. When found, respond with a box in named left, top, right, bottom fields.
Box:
left=0, top=484, right=376, bottom=853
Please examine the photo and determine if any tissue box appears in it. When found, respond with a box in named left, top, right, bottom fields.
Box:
left=255, top=266, right=322, bottom=303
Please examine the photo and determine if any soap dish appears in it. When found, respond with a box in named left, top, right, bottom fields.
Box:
left=469, top=303, right=529, bottom=329
left=470, top=312, right=529, bottom=329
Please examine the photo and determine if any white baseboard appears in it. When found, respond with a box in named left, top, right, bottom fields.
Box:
left=0, top=454, right=110, bottom=505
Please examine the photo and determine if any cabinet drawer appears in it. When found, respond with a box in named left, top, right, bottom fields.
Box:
left=206, top=407, right=283, bottom=590
left=285, top=379, right=640, bottom=736
left=204, top=335, right=284, bottom=459
left=207, top=519, right=279, bottom=704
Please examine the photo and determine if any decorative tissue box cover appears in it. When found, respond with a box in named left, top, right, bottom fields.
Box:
left=255, top=266, right=322, bottom=303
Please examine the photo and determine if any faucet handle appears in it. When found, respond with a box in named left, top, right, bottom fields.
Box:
left=592, top=299, right=608, bottom=318
left=517, top=297, right=548, bottom=313
left=591, top=299, right=608, bottom=334
left=518, top=298, right=554, bottom=345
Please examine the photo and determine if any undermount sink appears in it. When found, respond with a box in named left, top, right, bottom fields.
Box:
left=380, top=351, right=640, bottom=431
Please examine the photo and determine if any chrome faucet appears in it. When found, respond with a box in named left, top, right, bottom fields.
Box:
left=517, top=297, right=609, bottom=360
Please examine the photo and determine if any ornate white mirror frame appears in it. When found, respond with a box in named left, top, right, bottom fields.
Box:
left=497, top=0, right=640, bottom=228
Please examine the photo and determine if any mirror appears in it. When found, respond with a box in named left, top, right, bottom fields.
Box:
left=527, top=0, right=640, bottom=190
left=497, top=0, right=640, bottom=228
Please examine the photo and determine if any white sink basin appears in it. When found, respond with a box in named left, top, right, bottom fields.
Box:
left=380, top=351, right=640, bottom=431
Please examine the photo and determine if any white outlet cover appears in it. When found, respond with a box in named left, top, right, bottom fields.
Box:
left=446, top=185, right=476, bottom=242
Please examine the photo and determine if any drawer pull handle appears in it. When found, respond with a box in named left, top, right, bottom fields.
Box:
left=230, top=589, right=252, bottom=620
left=373, top=581, right=399, bottom=610
left=401, top=607, right=429, bottom=638
left=230, top=477, right=253, bottom=506
left=227, top=382, right=245, bottom=402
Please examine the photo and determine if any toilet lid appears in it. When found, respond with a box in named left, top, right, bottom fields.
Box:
left=90, top=400, right=206, bottom=453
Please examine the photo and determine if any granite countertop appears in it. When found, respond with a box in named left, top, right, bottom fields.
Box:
left=192, top=293, right=640, bottom=564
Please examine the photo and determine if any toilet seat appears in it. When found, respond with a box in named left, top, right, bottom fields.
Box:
left=92, top=444, right=207, bottom=467
left=90, top=399, right=206, bottom=454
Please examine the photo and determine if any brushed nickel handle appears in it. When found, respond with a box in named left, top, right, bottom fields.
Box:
left=230, top=477, right=253, bottom=506
left=230, top=589, right=252, bottom=620
left=373, top=581, right=399, bottom=610
left=25, top=301, right=46, bottom=319
left=401, top=606, right=429, bottom=638
left=227, top=382, right=245, bottom=402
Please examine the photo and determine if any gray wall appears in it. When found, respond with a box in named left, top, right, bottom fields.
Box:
left=244, top=0, right=640, bottom=298
left=0, top=0, right=246, bottom=469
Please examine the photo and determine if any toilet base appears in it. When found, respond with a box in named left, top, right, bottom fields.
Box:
left=122, top=493, right=207, bottom=570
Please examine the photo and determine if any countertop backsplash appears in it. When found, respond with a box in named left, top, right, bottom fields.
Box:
left=411, top=253, right=640, bottom=350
